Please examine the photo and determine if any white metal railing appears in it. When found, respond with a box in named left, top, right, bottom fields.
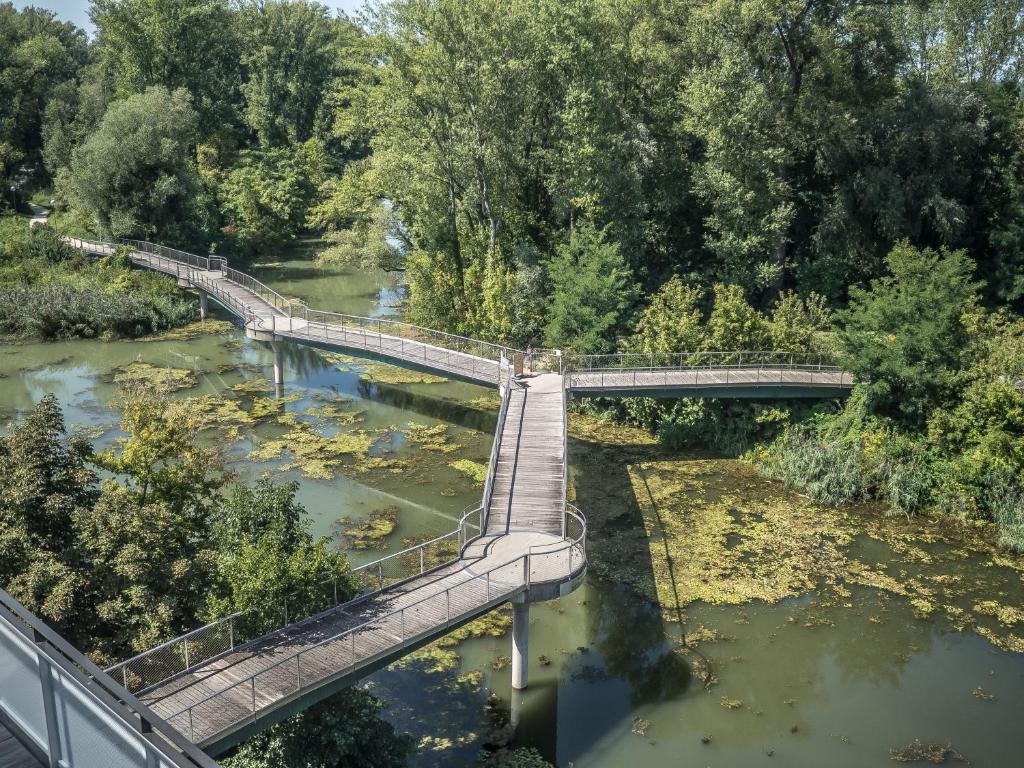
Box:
left=105, top=506, right=486, bottom=695
left=162, top=504, right=586, bottom=745
left=0, top=589, right=218, bottom=768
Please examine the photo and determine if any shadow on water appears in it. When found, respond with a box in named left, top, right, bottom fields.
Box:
left=505, top=434, right=695, bottom=765
left=355, top=380, right=498, bottom=432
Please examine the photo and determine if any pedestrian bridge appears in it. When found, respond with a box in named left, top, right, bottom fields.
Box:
left=47, top=236, right=853, bottom=758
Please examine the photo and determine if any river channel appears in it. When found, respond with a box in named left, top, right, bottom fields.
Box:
left=2, top=245, right=1022, bottom=767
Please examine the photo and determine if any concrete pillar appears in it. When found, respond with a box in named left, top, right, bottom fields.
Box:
left=511, top=601, right=529, bottom=690
left=272, top=340, right=284, bottom=388
left=198, top=289, right=208, bottom=320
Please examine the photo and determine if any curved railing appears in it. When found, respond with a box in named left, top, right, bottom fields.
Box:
left=106, top=506, right=486, bottom=695
left=162, top=503, right=587, bottom=744
left=65, top=235, right=530, bottom=366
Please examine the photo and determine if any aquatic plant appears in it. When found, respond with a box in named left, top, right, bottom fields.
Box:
left=335, top=506, right=399, bottom=550
left=450, top=459, right=487, bottom=486
left=113, top=362, right=197, bottom=392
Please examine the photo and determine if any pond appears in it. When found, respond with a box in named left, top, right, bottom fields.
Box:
left=2, top=244, right=1022, bottom=767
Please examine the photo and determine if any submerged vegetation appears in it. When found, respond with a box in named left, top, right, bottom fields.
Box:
left=570, top=413, right=1024, bottom=656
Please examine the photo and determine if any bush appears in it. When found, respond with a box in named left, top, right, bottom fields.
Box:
left=990, top=480, right=1024, bottom=553
left=0, top=282, right=195, bottom=339
left=755, top=425, right=870, bottom=505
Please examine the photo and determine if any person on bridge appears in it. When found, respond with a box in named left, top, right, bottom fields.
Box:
left=525, top=344, right=533, bottom=375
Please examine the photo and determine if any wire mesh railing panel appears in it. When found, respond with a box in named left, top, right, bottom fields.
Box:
left=116, top=641, right=186, bottom=694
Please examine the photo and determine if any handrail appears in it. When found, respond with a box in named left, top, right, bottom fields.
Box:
left=565, top=350, right=843, bottom=371
left=106, top=507, right=485, bottom=695
left=480, top=376, right=513, bottom=530
left=161, top=504, right=587, bottom=742
left=0, top=589, right=219, bottom=768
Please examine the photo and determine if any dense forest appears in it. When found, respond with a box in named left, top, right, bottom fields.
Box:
left=1, top=1, right=1024, bottom=765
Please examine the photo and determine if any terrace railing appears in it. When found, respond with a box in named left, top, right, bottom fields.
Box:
left=0, top=589, right=219, bottom=768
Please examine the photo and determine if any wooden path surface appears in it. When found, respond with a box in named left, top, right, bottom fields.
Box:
left=139, top=530, right=577, bottom=747
left=0, top=722, right=41, bottom=768
left=487, top=374, right=566, bottom=537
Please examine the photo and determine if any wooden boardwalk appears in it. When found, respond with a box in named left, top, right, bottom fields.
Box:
left=487, top=375, right=567, bottom=537
left=58, top=235, right=855, bottom=751
left=136, top=526, right=580, bottom=749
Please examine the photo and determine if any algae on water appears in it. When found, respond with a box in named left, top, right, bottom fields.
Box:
left=335, top=506, right=399, bottom=550
left=113, top=362, right=198, bottom=392
left=137, top=318, right=235, bottom=342
left=450, top=459, right=487, bottom=486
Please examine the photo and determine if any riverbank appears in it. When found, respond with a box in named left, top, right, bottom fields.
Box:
left=0, top=215, right=197, bottom=340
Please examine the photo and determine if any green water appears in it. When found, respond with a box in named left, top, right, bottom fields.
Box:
left=3, top=247, right=1023, bottom=767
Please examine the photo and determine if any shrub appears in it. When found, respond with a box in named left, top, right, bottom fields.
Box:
left=755, top=425, right=869, bottom=505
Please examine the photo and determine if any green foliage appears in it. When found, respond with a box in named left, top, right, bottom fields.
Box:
left=90, top=0, right=241, bottom=135
left=0, top=394, right=95, bottom=627
left=315, top=201, right=406, bottom=272
left=209, top=479, right=354, bottom=633
left=0, top=4, right=88, bottom=178
left=0, top=215, right=196, bottom=339
left=839, top=241, right=980, bottom=428
left=238, top=0, right=354, bottom=147
left=544, top=223, right=636, bottom=353
left=632, top=276, right=705, bottom=353
left=218, top=141, right=324, bottom=251
left=58, top=86, right=213, bottom=244
left=222, top=688, right=413, bottom=768
left=706, top=283, right=770, bottom=353
left=768, top=290, right=831, bottom=353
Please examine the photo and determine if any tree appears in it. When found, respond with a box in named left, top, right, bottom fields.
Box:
left=59, top=86, right=213, bottom=244
left=0, top=394, right=94, bottom=628
left=238, top=0, right=354, bottom=147
left=0, top=4, right=88, bottom=179
left=840, top=241, right=980, bottom=428
left=631, top=276, right=704, bottom=353
left=543, top=223, right=636, bottom=353
left=706, top=283, right=770, bottom=353
left=82, top=385, right=225, bottom=656
left=209, top=478, right=352, bottom=632
left=223, top=689, right=412, bottom=768
left=217, top=141, right=325, bottom=251
left=90, top=0, right=240, bottom=135
left=768, top=290, right=830, bottom=353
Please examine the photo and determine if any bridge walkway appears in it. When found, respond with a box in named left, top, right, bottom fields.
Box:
left=134, top=525, right=580, bottom=749
left=486, top=374, right=567, bottom=537
left=53, top=234, right=854, bottom=753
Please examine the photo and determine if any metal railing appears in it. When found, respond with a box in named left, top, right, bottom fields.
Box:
left=564, top=350, right=853, bottom=390
left=105, top=506, right=487, bottom=696
left=162, top=504, right=586, bottom=745
left=564, top=350, right=842, bottom=372
left=64, top=236, right=545, bottom=375
left=0, top=589, right=219, bottom=768
left=481, top=376, right=515, bottom=530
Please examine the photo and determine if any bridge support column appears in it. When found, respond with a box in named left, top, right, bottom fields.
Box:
left=272, top=340, right=284, bottom=388
left=198, top=289, right=208, bottom=320
left=511, top=601, right=529, bottom=690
